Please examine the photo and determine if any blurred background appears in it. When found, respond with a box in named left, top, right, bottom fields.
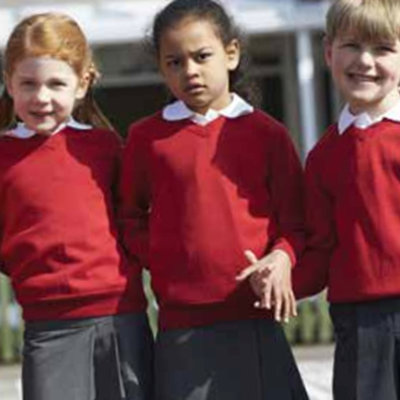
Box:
left=0, top=1, right=335, bottom=399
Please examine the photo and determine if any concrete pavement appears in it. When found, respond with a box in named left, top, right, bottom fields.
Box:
left=295, top=345, right=334, bottom=400
left=0, top=364, right=21, bottom=400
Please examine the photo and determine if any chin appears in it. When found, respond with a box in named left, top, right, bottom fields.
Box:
left=34, top=123, right=59, bottom=135
left=188, top=101, right=209, bottom=113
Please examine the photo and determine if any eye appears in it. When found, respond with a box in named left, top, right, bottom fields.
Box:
left=166, top=58, right=181, bottom=68
left=375, top=44, right=396, bottom=53
left=49, top=79, right=67, bottom=88
left=20, top=79, right=36, bottom=88
left=195, top=52, right=212, bottom=63
left=342, top=41, right=359, bottom=50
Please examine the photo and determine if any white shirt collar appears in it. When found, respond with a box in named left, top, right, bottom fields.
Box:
left=338, top=101, right=400, bottom=134
left=4, top=118, right=92, bottom=139
left=162, top=93, right=254, bottom=126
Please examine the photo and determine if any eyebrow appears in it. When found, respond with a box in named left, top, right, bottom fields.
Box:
left=163, top=47, right=213, bottom=59
left=16, top=74, right=36, bottom=80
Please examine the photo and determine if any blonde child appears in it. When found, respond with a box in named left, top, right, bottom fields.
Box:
left=119, top=1, right=308, bottom=399
left=291, top=0, right=400, bottom=399
left=0, top=13, right=153, bottom=400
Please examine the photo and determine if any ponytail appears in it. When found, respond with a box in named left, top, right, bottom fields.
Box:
left=0, top=88, right=16, bottom=132
left=73, top=64, right=115, bottom=132
left=73, top=87, right=115, bottom=131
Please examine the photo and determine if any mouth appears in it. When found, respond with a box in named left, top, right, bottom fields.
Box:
left=347, top=73, right=379, bottom=83
left=185, top=83, right=206, bottom=94
left=29, top=111, right=54, bottom=118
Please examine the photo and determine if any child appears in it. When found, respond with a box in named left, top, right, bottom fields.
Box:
left=0, top=13, right=153, bottom=400
left=119, top=1, right=308, bottom=399
left=291, top=0, right=400, bottom=399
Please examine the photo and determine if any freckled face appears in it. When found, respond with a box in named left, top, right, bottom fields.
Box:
left=158, top=18, right=240, bottom=114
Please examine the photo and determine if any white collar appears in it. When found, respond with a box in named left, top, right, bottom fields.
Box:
left=162, top=93, right=254, bottom=126
left=338, top=101, right=400, bottom=134
left=4, top=118, right=92, bottom=139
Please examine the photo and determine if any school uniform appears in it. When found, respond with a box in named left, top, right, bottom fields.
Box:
left=293, top=102, right=400, bottom=400
left=0, top=120, right=153, bottom=400
left=120, top=95, right=308, bottom=400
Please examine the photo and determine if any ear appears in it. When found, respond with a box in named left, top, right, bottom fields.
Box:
left=225, top=39, right=240, bottom=71
left=75, top=71, right=91, bottom=100
left=324, top=37, right=333, bottom=68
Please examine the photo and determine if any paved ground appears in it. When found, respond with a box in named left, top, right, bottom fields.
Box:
left=0, top=345, right=334, bottom=400
left=294, top=345, right=334, bottom=400
left=0, top=364, right=21, bottom=400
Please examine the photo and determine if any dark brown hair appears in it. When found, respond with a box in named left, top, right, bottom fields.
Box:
left=150, top=0, right=257, bottom=104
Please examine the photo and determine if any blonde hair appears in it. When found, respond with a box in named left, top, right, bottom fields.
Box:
left=0, top=12, right=113, bottom=131
left=326, top=0, right=400, bottom=43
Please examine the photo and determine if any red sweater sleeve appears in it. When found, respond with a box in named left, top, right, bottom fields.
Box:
left=118, top=124, right=151, bottom=269
left=293, top=144, right=336, bottom=298
left=267, top=124, right=305, bottom=266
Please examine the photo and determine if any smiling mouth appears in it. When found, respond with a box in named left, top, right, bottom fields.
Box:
left=348, top=73, right=378, bottom=82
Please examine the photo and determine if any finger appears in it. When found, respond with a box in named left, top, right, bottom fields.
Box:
left=264, top=279, right=273, bottom=310
left=256, top=294, right=267, bottom=309
left=282, top=293, right=291, bottom=323
left=244, top=250, right=258, bottom=264
left=254, top=300, right=265, bottom=309
left=236, top=264, right=260, bottom=281
left=288, top=291, right=297, bottom=317
left=253, top=278, right=269, bottom=310
left=249, top=273, right=263, bottom=297
left=236, top=250, right=260, bottom=281
left=273, top=288, right=282, bottom=322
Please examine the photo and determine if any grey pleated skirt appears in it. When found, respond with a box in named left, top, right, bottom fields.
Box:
left=22, top=312, right=154, bottom=400
left=155, top=318, right=309, bottom=400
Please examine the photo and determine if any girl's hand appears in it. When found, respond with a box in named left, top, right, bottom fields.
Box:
left=236, top=249, right=284, bottom=281
left=236, top=250, right=280, bottom=281
left=237, top=249, right=297, bottom=323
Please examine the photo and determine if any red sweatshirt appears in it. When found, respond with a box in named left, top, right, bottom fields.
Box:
left=294, top=120, right=400, bottom=303
left=0, top=126, right=146, bottom=321
left=120, top=110, right=304, bottom=329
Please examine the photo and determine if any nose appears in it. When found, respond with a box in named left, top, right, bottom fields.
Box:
left=358, top=49, right=374, bottom=66
left=34, top=86, right=51, bottom=103
left=184, top=59, right=199, bottom=78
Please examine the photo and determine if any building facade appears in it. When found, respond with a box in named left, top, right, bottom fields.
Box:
left=0, top=0, right=338, bottom=157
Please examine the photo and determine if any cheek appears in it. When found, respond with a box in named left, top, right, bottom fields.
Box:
left=12, top=95, right=26, bottom=111
left=164, top=74, right=181, bottom=91
left=12, top=102, right=27, bottom=120
left=329, top=56, right=348, bottom=77
left=56, top=91, right=76, bottom=104
left=386, top=61, right=400, bottom=79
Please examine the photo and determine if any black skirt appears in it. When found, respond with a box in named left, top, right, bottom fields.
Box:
left=155, top=318, right=309, bottom=400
